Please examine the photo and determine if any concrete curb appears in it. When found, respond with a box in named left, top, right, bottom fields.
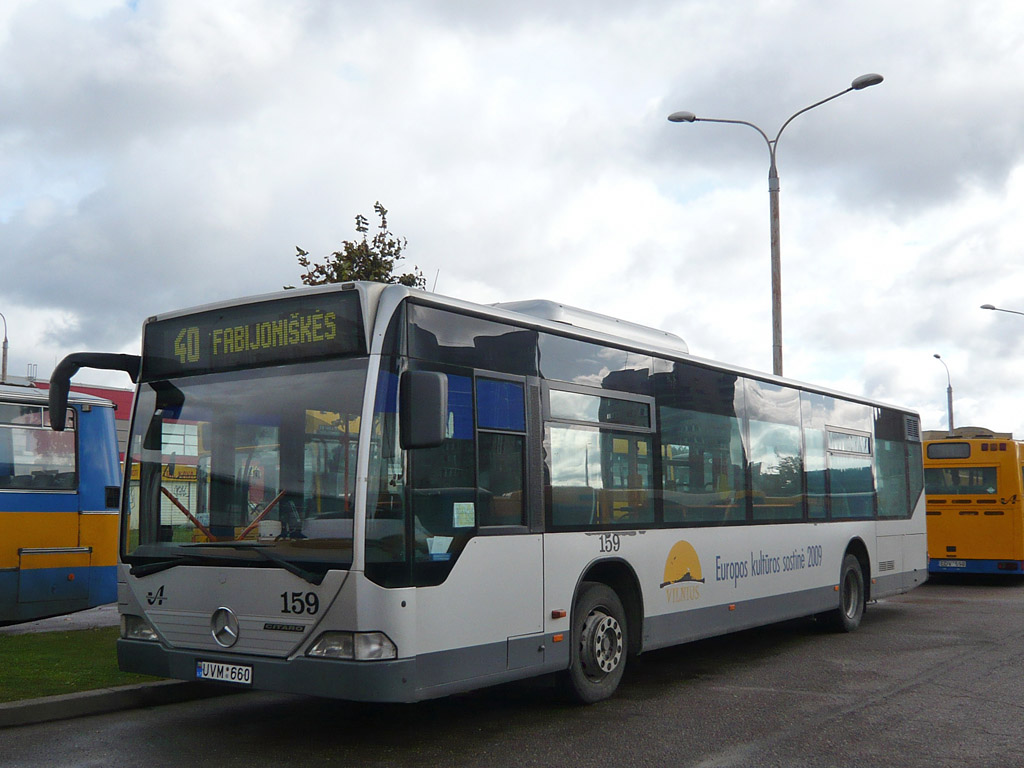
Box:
left=0, top=680, right=243, bottom=729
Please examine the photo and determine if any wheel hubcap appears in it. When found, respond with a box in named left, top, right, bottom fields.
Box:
left=580, top=609, right=623, bottom=679
left=843, top=571, right=861, bottom=618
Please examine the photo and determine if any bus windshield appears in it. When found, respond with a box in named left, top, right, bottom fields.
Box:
left=124, top=358, right=367, bottom=577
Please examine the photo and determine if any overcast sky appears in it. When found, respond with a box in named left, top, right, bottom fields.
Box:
left=3, top=0, right=1024, bottom=436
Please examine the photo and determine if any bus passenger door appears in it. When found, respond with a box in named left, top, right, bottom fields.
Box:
left=408, top=373, right=546, bottom=679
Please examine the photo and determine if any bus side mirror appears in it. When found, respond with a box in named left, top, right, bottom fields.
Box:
left=399, top=371, right=448, bottom=450
left=49, top=366, right=73, bottom=432
left=49, top=352, right=141, bottom=431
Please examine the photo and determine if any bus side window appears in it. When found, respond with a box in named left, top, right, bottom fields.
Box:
left=0, top=424, right=12, bottom=486
left=548, top=426, right=654, bottom=527
left=478, top=433, right=524, bottom=526
left=658, top=405, right=746, bottom=525
left=0, top=410, right=77, bottom=491
left=476, top=378, right=526, bottom=528
left=410, top=373, right=475, bottom=560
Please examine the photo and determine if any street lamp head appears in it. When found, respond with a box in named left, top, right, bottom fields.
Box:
left=981, top=304, right=996, bottom=310
left=933, top=353, right=942, bottom=360
left=667, top=111, right=697, bottom=123
left=851, top=73, right=883, bottom=90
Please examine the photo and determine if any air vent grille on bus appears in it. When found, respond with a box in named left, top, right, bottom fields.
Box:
left=904, top=415, right=922, bottom=443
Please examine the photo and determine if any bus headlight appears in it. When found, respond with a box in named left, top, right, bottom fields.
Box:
left=121, top=614, right=159, bottom=642
left=307, top=631, right=397, bottom=661
left=354, top=632, right=398, bottom=660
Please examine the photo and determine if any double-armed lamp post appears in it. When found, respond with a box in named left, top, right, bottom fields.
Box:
left=668, top=73, right=884, bottom=377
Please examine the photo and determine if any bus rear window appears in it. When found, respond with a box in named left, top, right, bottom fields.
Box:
left=927, top=442, right=971, bottom=460
left=924, top=466, right=997, bottom=495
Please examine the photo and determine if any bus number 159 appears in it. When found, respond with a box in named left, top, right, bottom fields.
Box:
left=281, top=591, right=319, bottom=615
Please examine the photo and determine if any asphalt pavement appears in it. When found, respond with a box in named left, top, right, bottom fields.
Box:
left=0, top=604, right=236, bottom=729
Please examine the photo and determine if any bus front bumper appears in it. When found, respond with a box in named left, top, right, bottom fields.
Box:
left=118, top=638, right=419, bottom=703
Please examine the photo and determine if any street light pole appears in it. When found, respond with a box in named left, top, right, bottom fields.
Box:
left=933, top=354, right=954, bottom=436
left=668, top=73, right=884, bottom=377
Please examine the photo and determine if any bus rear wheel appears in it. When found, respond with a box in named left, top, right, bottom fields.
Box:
left=564, top=582, right=627, bottom=703
left=822, top=553, right=865, bottom=632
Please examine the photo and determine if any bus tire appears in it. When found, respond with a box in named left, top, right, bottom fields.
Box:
left=564, top=581, right=627, bottom=703
left=823, top=553, right=865, bottom=632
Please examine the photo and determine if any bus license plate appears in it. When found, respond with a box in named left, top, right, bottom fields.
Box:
left=938, top=559, right=967, bottom=569
left=196, top=660, right=253, bottom=685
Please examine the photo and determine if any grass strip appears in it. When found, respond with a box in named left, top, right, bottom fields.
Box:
left=0, top=626, right=160, bottom=703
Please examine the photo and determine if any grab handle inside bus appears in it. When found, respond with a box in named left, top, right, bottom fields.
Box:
left=399, top=370, right=448, bottom=449
left=49, top=352, right=142, bottom=431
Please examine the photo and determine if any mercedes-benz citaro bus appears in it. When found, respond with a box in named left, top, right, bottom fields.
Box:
left=48, top=282, right=927, bottom=703
left=1, top=382, right=120, bottom=624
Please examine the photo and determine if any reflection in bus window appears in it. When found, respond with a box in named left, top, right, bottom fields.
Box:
left=365, top=367, right=407, bottom=577
left=805, top=429, right=828, bottom=519
left=126, top=359, right=367, bottom=559
left=409, top=374, right=475, bottom=564
left=749, top=420, right=803, bottom=520
left=659, top=406, right=747, bottom=524
left=829, top=454, right=875, bottom=519
left=0, top=413, right=76, bottom=491
left=877, top=439, right=911, bottom=518
left=549, top=390, right=650, bottom=428
left=478, top=432, right=524, bottom=526
left=549, top=425, right=653, bottom=527
left=304, top=409, right=360, bottom=520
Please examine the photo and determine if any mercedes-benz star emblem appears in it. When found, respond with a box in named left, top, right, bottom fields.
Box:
left=211, top=607, right=240, bottom=648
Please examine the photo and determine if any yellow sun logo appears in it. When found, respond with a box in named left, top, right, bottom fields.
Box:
left=661, top=540, right=705, bottom=587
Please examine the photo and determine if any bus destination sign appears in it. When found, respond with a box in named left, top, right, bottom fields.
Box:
left=142, top=291, right=366, bottom=380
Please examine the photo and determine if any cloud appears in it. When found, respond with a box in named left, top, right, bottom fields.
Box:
left=2, top=0, right=1024, bottom=436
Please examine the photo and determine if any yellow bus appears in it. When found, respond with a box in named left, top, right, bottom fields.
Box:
left=924, top=437, right=1024, bottom=575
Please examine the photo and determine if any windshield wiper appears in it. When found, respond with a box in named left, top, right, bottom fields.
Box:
left=245, top=545, right=326, bottom=585
left=129, top=554, right=208, bottom=577
left=181, top=542, right=326, bottom=585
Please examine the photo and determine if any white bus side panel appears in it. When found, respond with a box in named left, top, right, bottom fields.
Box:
left=543, top=522, right=881, bottom=654
left=875, top=491, right=928, bottom=597
left=414, top=533, right=544, bottom=655
left=402, top=535, right=548, bottom=698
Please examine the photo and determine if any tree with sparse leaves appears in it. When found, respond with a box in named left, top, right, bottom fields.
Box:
left=291, top=202, right=426, bottom=288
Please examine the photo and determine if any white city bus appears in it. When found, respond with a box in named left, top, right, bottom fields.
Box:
left=49, top=282, right=926, bottom=703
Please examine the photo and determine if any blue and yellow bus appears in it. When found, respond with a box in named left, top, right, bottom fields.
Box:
left=0, top=383, right=121, bottom=624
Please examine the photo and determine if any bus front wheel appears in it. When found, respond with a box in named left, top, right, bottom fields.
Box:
left=822, top=553, right=865, bottom=632
left=564, top=582, right=627, bottom=703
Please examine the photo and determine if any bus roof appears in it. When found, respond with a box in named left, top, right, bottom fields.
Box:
left=491, top=299, right=689, bottom=355
left=0, top=381, right=115, bottom=409
left=139, top=281, right=919, bottom=419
